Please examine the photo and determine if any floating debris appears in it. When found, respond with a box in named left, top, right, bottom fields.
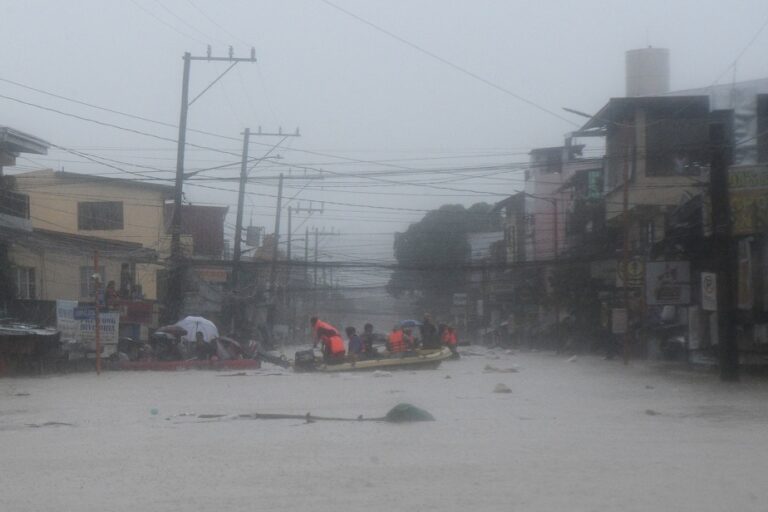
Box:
left=217, top=372, right=247, bottom=377
left=383, top=403, right=435, bottom=422
left=645, top=409, right=661, bottom=416
left=26, top=421, right=74, bottom=428
left=567, top=356, right=578, bottom=363
left=493, top=383, right=512, bottom=394
left=484, top=364, right=519, bottom=373
left=372, top=370, right=393, bottom=378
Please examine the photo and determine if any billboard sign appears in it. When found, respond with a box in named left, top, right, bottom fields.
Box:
left=646, top=261, right=691, bottom=305
left=729, top=165, right=768, bottom=235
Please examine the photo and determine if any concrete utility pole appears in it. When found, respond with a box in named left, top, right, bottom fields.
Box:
left=709, top=122, right=739, bottom=382
left=167, top=49, right=258, bottom=323
left=268, top=173, right=284, bottom=294
left=231, top=127, right=251, bottom=297
left=621, top=151, right=631, bottom=365
left=93, top=250, right=101, bottom=376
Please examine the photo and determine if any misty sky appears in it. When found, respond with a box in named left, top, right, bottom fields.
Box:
left=2, top=0, right=767, bottom=289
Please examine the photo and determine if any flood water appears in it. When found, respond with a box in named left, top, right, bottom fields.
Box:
left=2, top=348, right=768, bottom=511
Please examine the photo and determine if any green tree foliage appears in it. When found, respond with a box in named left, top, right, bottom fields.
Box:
left=386, top=203, right=500, bottom=309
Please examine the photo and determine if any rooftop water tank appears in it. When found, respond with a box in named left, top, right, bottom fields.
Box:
left=626, top=47, right=670, bottom=96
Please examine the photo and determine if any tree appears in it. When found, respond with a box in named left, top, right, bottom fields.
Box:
left=387, top=202, right=500, bottom=312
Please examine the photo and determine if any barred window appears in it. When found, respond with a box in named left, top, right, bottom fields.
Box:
left=78, top=201, right=123, bottom=230
left=15, top=267, right=36, bottom=299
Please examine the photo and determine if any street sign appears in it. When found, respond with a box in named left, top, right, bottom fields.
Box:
left=73, top=306, right=96, bottom=321
left=611, top=308, right=628, bottom=334
left=645, top=261, right=691, bottom=305
left=701, top=272, right=717, bottom=311
left=616, top=257, right=644, bottom=288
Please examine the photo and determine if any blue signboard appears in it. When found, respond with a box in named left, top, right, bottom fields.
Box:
left=73, top=306, right=97, bottom=320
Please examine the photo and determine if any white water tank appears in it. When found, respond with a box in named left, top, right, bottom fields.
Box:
left=626, top=47, right=670, bottom=96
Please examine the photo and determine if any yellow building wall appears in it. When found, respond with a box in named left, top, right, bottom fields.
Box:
left=14, top=170, right=171, bottom=256
left=9, top=245, right=132, bottom=301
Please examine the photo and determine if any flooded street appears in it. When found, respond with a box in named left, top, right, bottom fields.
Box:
left=2, top=349, right=768, bottom=511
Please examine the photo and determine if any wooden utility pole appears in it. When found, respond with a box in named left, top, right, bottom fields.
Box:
left=709, top=122, right=739, bottom=381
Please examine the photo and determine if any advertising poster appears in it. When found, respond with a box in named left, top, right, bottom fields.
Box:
left=646, top=261, right=691, bottom=305
left=701, top=272, right=717, bottom=312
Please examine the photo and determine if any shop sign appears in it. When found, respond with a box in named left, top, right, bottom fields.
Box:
left=646, top=261, right=691, bottom=305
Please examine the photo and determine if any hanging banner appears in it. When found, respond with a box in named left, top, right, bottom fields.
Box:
left=78, top=312, right=120, bottom=353
left=56, top=299, right=79, bottom=341
left=701, top=272, right=717, bottom=312
left=55, top=299, right=119, bottom=354
left=646, top=261, right=691, bottom=305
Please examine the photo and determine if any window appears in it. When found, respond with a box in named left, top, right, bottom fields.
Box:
left=80, top=266, right=105, bottom=298
left=77, top=201, right=124, bottom=230
left=15, top=267, right=35, bottom=299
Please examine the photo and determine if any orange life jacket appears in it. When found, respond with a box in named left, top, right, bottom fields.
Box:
left=313, top=320, right=339, bottom=338
left=388, top=329, right=405, bottom=352
left=322, top=334, right=346, bottom=355
left=442, top=330, right=457, bottom=346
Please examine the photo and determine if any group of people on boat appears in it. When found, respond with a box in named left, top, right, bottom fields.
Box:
left=310, top=313, right=459, bottom=364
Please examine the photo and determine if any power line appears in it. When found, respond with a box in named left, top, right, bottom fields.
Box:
left=318, top=0, right=578, bottom=127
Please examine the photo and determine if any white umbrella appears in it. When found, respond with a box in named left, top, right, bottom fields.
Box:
left=174, top=316, right=219, bottom=343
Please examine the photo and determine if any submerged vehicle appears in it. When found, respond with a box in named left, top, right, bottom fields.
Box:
left=292, top=347, right=453, bottom=372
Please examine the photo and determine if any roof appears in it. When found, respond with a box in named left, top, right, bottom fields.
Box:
left=492, top=191, right=525, bottom=212
left=14, top=169, right=174, bottom=196
left=0, top=227, right=157, bottom=261
left=578, top=95, right=709, bottom=133
left=0, top=127, right=49, bottom=155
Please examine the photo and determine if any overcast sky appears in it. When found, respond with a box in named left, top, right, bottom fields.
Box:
left=2, top=0, right=767, bottom=286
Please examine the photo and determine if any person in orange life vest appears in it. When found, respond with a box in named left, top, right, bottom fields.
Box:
left=387, top=326, right=406, bottom=353
left=310, top=317, right=345, bottom=363
left=442, top=325, right=460, bottom=358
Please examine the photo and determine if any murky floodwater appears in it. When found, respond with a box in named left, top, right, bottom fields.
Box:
left=2, top=348, right=767, bottom=511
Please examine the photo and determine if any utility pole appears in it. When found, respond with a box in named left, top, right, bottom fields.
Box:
left=305, top=226, right=310, bottom=283
left=93, top=250, right=101, bottom=376
left=287, top=206, right=293, bottom=263
left=269, top=173, right=284, bottom=294
left=621, top=150, right=631, bottom=365
left=231, top=128, right=250, bottom=294
left=166, top=48, right=258, bottom=324
left=709, top=122, right=739, bottom=381
left=313, top=227, right=319, bottom=314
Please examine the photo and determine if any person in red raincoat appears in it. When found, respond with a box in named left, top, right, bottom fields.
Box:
left=310, top=317, right=346, bottom=363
